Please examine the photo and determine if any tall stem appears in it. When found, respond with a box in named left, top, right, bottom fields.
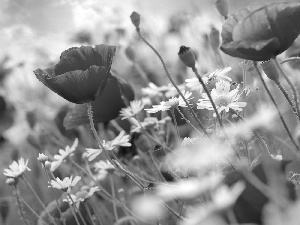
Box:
left=275, top=58, right=300, bottom=122
left=135, top=28, right=207, bottom=135
left=275, top=81, right=298, bottom=116
left=175, top=106, right=202, bottom=136
left=254, top=63, right=298, bottom=150
left=191, top=67, right=223, bottom=127
left=109, top=175, right=119, bottom=222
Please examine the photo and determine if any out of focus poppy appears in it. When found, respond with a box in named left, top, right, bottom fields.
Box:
left=221, top=3, right=300, bottom=61
left=63, top=75, right=134, bottom=129
left=34, top=44, right=116, bottom=104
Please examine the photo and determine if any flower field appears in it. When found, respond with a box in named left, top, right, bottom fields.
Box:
left=1, top=0, right=300, bottom=224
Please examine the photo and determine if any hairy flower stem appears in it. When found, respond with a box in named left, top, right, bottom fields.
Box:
left=109, top=175, right=119, bottom=222
left=135, top=28, right=207, bottom=136
left=191, top=67, right=223, bottom=127
left=21, top=176, right=57, bottom=225
left=44, top=168, right=66, bottom=225
left=87, top=103, right=183, bottom=219
left=175, top=106, right=202, bottom=136
left=275, top=81, right=298, bottom=116
left=275, top=58, right=300, bottom=122
left=86, top=102, right=144, bottom=188
left=12, top=186, right=31, bottom=225
left=170, top=108, right=180, bottom=141
left=254, top=63, right=298, bottom=150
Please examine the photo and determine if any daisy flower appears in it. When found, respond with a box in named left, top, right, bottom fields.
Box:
left=145, top=90, right=193, bottom=113
left=185, top=67, right=232, bottom=91
left=50, top=138, right=78, bottom=172
left=120, top=100, right=145, bottom=120
left=197, top=80, right=246, bottom=116
left=86, top=131, right=131, bottom=161
left=4, top=158, right=31, bottom=178
left=37, top=153, right=48, bottom=164
left=50, top=176, right=81, bottom=193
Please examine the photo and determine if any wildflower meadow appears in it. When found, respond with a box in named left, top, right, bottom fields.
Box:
left=2, top=0, right=300, bottom=224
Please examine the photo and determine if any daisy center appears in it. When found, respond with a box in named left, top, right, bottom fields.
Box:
left=214, top=96, right=231, bottom=107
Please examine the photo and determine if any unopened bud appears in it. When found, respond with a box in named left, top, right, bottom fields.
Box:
left=44, top=161, right=51, bottom=170
left=178, top=46, right=196, bottom=68
left=6, top=178, right=16, bottom=186
left=215, top=0, right=228, bottom=18
left=261, top=59, right=280, bottom=83
left=125, top=45, right=136, bottom=62
left=209, top=27, right=220, bottom=51
left=130, top=11, right=140, bottom=30
left=37, top=153, right=48, bottom=164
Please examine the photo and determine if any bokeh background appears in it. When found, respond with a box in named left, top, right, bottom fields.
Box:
left=0, top=0, right=299, bottom=224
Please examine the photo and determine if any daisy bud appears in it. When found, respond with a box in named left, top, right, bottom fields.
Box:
left=6, top=178, right=15, bottom=186
left=261, top=59, right=280, bottom=83
left=37, top=153, right=48, bottom=164
left=215, top=0, right=228, bottom=18
left=178, top=46, right=196, bottom=69
left=125, top=45, right=136, bottom=62
left=44, top=161, right=51, bottom=170
left=209, top=27, right=220, bottom=51
left=130, top=11, right=141, bottom=30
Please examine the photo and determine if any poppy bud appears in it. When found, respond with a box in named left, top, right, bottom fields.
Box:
left=261, top=59, right=280, bottom=83
left=130, top=11, right=141, bottom=30
left=125, top=45, right=136, bottom=62
left=215, top=0, right=228, bottom=18
left=178, top=46, right=196, bottom=69
left=209, top=27, right=220, bottom=51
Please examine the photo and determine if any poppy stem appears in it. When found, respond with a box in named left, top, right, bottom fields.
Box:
left=135, top=28, right=208, bottom=136
left=274, top=58, right=300, bottom=122
left=109, top=174, right=119, bottom=222
left=191, top=67, right=223, bottom=127
left=254, top=63, right=298, bottom=151
left=275, top=81, right=298, bottom=117
left=175, top=106, right=202, bottom=136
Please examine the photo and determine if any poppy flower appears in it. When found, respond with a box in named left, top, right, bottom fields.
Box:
left=34, top=44, right=116, bottom=104
left=221, top=3, right=300, bottom=61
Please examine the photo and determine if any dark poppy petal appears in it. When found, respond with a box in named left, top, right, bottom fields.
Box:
left=63, top=75, right=134, bottom=129
left=34, top=65, right=110, bottom=104
left=266, top=3, right=300, bottom=54
left=93, top=44, right=117, bottom=69
left=221, top=4, right=266, bottom=44
left=54, top=45, right=116, bottom=76
left=232, top=7, right=274, bottom=42
left=221, top=38, right=280, bottom=61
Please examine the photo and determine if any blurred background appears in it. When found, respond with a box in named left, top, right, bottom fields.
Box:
left=0, top=0, right=299, bottom=224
